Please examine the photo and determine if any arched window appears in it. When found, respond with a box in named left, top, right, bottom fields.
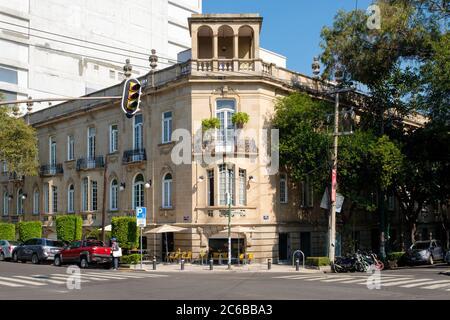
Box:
left=17, top=189, right=24, bottom=215
left=162, top=173, right=173, bottom=208
left=216, top=99, right=236, bottom=151
left=67, top=184, right=74, bottom=213
left=279, top=174, right=288, bottom=203
left=2, top=192, right=8, bottom=216
left=33, top=188, right=39, bottom=215
left=110, top=179, right=118, bottom=211
left=133, top=174, right=144, bottom=209
left=82, top=178, right=88, bottom=211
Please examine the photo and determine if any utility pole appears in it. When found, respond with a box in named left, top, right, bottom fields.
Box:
left=227, top=191, right=232, bottom=270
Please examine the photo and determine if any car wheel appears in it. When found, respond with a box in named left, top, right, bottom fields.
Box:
left=428, top=255, right=434, bottom=265
left=80, top=256, right=88, bottom=269
left=12, top=252, right=18, bottom=262
left=31, top=253, right=40, bottom=264
left=0, top=252, right=4, bottom=261
left=54, top=255, right=62, bottom=267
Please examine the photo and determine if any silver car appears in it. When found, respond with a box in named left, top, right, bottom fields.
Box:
left=0, top=240, right=21, bottom=261
left=12, top=238, right=64, bottom=264
left=406, top=240, right=445, bottom=265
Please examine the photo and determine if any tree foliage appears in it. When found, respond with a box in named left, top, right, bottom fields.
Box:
left=0, top=223, right=15, bottom=241
left=111, top=216, right=139, bottom=250
left=56, top=216, right=83, bottom=243
left=17, top=221, right=42, bottom=242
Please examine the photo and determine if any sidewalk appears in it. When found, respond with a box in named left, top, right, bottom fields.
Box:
left=123, top=262, right=328, bottom=273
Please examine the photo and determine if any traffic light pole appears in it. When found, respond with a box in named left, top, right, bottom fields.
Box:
left=0, top=96, right=121, bottom=106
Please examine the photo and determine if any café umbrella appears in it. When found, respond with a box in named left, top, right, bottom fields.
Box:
left=144, top=224, right=187, bottom=261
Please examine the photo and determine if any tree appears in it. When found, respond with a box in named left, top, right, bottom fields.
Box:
left=0, top=99, right=38, bottom=176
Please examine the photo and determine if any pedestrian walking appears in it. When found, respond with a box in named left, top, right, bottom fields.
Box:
left=111, top=238, right=122, bottom=270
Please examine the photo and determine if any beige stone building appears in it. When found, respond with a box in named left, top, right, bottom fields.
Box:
left=4, top=13, right=433, bottom=263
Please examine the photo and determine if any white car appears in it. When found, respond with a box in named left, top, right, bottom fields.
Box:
left=445, top=250, right=450, bottom=265
left=0, top=240, right=21, bottom=261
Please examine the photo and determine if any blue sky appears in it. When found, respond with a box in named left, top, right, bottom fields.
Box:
left=203, top=0, right=372, bottom=76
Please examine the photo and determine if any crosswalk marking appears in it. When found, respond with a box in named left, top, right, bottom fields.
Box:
left=0, top=280, right=24, bottom=287
left=15, top=275, right=66, bottom=285
left=421, top=282, right=450, bottom=290
left=355, top=277, right=413, bottom=285
left=0, top=276, right=46, bottom=286
left=321, top=277, right=355, bottom=282
left=49, top=274, right=90, bottom=283
left=401, top=280, right=450, bottom=288
left=381, top=278, right=433, bottom=287
left=87, top=272, right=144, bottom=279
left=76, top=273, right=128, bottom=280
left=302, top=276, right=329, bottom=281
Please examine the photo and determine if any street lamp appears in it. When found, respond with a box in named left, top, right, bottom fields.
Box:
left=119, top=183, right=126, bottom=191
left=144, top=180, right=152, bottom=189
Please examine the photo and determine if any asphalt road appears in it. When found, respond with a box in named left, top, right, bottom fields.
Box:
left=0, top=260, right=449, bottom=300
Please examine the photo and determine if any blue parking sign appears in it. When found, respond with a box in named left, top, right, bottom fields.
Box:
left=136, top=207, right=146, bottom=227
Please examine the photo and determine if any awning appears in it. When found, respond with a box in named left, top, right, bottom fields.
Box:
left=144, top=224, right=187, bottom=234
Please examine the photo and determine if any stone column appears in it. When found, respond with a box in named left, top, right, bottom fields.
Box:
left=213, top=33, right=218, bottom=71
left=233, top=34, right=239, bottom=71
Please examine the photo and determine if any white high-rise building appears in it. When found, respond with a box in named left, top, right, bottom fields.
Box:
left=0, top=0, right=201, bottom=112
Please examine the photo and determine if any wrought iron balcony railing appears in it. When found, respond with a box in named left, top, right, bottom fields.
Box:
left=76, top=156, right=105, bottom=170
left=40, top=164, right=63, bottom=176
left=122, top=149, right=147, bottom=164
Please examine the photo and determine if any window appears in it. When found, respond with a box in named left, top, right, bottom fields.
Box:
left=134, top=114, right=143, bottom=150
left=109, top=70, right=115, bottom=79
left=67, top=135, right=74, bottom=161
left=162, top=173, right=172, bottom=208
left=300, top=176, right=314, bottom=208
left=49, top=136, right=56, bottom=166
left=17, top=189, right=24, bottom=215
left=162, top=111, right=172, bottom=143
left=216, top=100, right=235, bottom=150
left=87, top=127, right=96, bottom=159
left=52, top=186, right=58, bottom=213
left=207, top=170, right=214, bottom=206
left=2, top=192, right=9, bottom=216
left=0, top=66, right=18, bottom=84
left=91, top=181, right=98, bottom=211
left=133, top=174, right=144, bottom=209
left=0, top=90, right=17, bottom=102
left=43, top=183, right=49, bottom=213
left=239, top=169, right=246, bottom=205
left=1, top=161, right=7, bottom=173
left=110, top=179, right=118, bottom=211
left=279, top=174, right=287, bottom=203
left=82, top=178, right=88, bottom=211
left=110, top=124, right=119, bottom=153
left=33, top=189, right=39, bottom=215
left=67, top=185, right=74, bottom=213
left=219, top=164, right=234, bottom=205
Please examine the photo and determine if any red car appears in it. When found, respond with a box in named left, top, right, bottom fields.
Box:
left=54, top=240, right=112, bottom=268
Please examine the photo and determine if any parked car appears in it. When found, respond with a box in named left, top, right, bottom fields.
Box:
left=0, top=240, right=22, bottom=261
left=405, top=240, right=445, bottom=265
left=54, top=240, right=112, bottom=268
left=12, top=238, right=64, bottom=264
left=445, top=250, right=450, bottom=265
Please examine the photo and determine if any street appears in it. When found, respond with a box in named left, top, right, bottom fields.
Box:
left=0, top=262, right=449, bottom=300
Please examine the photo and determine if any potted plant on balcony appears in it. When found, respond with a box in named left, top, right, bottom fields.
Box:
left=231, top=112, right=249, bottom=129
left=201, top=118, right=220, bottom=149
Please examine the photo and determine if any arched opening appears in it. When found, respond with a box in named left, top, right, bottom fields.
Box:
left=133, top=174, right=145, bottom=209
left=67, top=184, right=74, bottom=213
left=238, top=26, right=254, bottom=59
left=110, top=179, right=118, bottom=211
left=217, top=25, right=234, bottom=59
left=197, top=25, right=213, bottom=59
left=162, top=173, right=173, bottom=209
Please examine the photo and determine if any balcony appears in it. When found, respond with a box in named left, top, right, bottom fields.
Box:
left=7, top=172, right=23, bottom=182
left=76, top=156, right=105, bottom=171
left=201, top=131, right=258, bottom=155
left=40, top=164, right=63, bottom=176
left=122, top=149, right=147, bottom=164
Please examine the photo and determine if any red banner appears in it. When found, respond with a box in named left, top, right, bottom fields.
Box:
left=331, top=169, right=337, bottom=203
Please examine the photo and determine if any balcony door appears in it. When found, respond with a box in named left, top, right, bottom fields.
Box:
left=216, top=99, right=235, bottom=152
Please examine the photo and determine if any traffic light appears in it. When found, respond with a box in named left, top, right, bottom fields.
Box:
left=121, top=78, right=142, bottom=118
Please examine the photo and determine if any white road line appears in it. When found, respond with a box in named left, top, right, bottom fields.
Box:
left=381, top=278, right=433, bottom=287
left=274, top=275, right=317, bottom=280
left=49, top=274, right=90, bottom=283
left=340, top=278, right=375, bottom=284
left=0, top=280, right=24, bottom=287
left=401, top=280, right=450, bottom=288
left=421, top=282, right=450, bottom=290
left=96, top=272, right=168, bottom=278
left=355, top=277, right=413, bottom=285
left=302, top=276, right=330, bottom=281
left=86, top=272, right=144, bottom=278
left=0, top=276, right=46, bottom=286
left=321, top=277, right=355, bottom=282
left=79, top=273, right=129, bottom=280
left=15, top=276, right=66, bottom=285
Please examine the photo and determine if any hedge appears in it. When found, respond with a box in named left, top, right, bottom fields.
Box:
left=120, top=254, right=141, bottom=265
left=305, top=256, right=331, bottom=266
left=387, top=252, right=406, bottom=261
left=111, top=216, right=139, bottom=249
left=18, top=221, right=42, bottom=242
left=86, top=229, right=111, bottom=243
left=56, top=216, right=82, bottom=243
left=0, top=223, right=15, bottom=241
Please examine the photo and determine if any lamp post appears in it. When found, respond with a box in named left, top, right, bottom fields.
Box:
left=227, top=191, right=232, bottom=270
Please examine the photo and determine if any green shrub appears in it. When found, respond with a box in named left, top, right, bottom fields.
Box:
left=305, top=256, right=331, bottom=266
left=56, top=216, right=82, bottom=243
left=18, top=221, right=42, bottom=242
left=120, top=254, right=141, bottom=265
left=201, top=118, right=220, bottom=131
left=0, top=223, right=15, bottom=240
left=387, top=251, right=405, bottom=261
left=86, top=229, right=111, bottom=243
left=231, top=112, right=250, bottom=127
left=111, top=217, right=139, bottom=249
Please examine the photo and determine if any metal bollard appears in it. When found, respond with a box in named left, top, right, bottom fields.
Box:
left=152, top=258, right=156, bottom=270
left=268, top=258, right=272, bottom=270
left=209, top=259, right=213, bottom=270
left=181, top=259, right=185, bottom=270
left=296, top=259, right=300, bottom=271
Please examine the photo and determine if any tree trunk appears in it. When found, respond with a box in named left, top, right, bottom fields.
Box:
left=410, top=222, right=417, bottom=245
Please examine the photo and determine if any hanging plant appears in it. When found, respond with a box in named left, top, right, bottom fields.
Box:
left=231, top=112, right=250, bottom=128
left=201, top=117, right=220, bottom=132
